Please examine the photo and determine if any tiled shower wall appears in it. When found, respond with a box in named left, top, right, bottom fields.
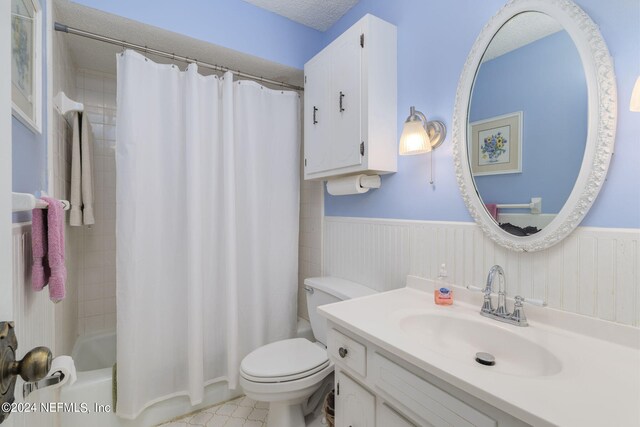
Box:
left=73, top=70, right=117, bottom=335
left=51, top=16, right=80, bottom=355
left=297, top=178, right=323, bottom=321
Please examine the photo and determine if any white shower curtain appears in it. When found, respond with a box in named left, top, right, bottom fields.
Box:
left=115, top=50, right=300, bottom=419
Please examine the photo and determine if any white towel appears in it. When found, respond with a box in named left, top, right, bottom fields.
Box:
left=81, top=113, right=95, bottom=224
left=69, top=112, right=95, bottom=226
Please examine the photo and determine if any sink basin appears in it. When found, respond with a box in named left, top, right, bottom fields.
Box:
left=396, top=311, right=563, bottom=377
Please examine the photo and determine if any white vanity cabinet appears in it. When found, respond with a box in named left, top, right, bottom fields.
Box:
left=329, top=324, right=530, bottom=427
left=335, top=371, right=376, bottom=427
left=303, top=14, right=397, bottom=180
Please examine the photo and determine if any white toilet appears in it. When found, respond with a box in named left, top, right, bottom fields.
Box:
left=240, top=276, right=376, bottom=427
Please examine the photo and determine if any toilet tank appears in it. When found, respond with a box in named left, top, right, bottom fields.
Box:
left=304, top=276, right=377, bottom=346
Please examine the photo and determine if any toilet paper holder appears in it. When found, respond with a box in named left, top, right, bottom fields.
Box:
left=23, top=371, right=65, bottom=399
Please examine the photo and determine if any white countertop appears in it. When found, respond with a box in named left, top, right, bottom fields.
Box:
left=318, top=276, right=640, bottom=427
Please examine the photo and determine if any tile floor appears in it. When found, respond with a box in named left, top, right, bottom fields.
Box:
left=158, top=396, right=269, bottom=427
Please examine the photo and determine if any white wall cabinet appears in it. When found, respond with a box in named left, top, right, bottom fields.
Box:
left=304, top=14, right=397, bottom=180
left=328, top=323, right=531, bottom=427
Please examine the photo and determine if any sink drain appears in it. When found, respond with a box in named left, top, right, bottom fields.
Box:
left=475, top=352, right=496, bottom=366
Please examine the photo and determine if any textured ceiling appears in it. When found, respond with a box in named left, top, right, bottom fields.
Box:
left=242, top=0, right=359, bottom=31
left=483, top=12, right=563, bottom=62
left=53, top=0, right=303, bottom=88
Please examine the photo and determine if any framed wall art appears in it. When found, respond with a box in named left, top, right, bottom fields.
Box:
left=11, top=0, right=42, bottom=133
left=469, top=111, right=522, bottom=176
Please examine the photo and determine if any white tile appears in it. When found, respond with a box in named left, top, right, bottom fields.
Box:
left=84, top=283, right=104, bottom=301
left=83, top=74, right=103, bottom=92
left=75, top=73, right=84, bottom=89
left=103, top=109, right=117, bottom=126
left=84, top=251, right=105, bottom=269
left=83, top=266, right=104, bottom=286
left=91, top=123, right=104, bottom=140
left=215, top=404, right=237, bottom=416
left=104, top=92, right=117, bottom=109
left=84, top=315, right=105, bottom=333
left=104, top=297, right=116, bottom=314
left=244, top=421, right=263, bottom=427
left=237, top=397, right=256, bottom=408
left=188, top=411, right=213, bottom=425
left=104, top=282, right=117, bottom=298
left=248, top=408, right=268, bottom=421
left=103, top=78, right=116, bottom=94
left=104, top=313, right=116, bottom=330
left=205, top=416, right=229, bottom=427
left=85, top=299, right=104, bottom=316
left=231, top=405, right=251, bottom=418
left=223, top=419, right=244, bottom=427
left=83, top=89, right=103, bottom=107
left=103, top=125, right=116, bottom=141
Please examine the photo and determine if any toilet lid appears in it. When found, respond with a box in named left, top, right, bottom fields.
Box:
left=240, top=338, right=329, bottom=382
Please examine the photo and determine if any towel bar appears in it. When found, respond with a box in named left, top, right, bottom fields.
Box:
left=12, top=192, right=70, bottom=212
left=496, top=197, right=541, bottom=214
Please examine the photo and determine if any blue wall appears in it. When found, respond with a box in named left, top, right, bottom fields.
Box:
left=470, top=31, right=587, bottom=214
left=70, top=0, right=324, bottom=69
left=22, top=0, right=640, bottom=228
left=12, top=0, right=47, bottom=223
left=323, top=0, right=640, bottom=228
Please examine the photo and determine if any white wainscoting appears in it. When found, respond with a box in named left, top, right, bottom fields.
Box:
left=12, top=223, right=56, bottom=427
left=324, top=217, right=640, bottom=327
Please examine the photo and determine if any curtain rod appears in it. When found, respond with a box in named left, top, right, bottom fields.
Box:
left=54, top=22, right=304, bottom=91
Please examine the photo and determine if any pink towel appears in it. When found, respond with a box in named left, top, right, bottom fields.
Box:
left=31, top=207, right=50, bottom=291
left=485, top=204, right=499, bottom=221
left=31, top=198, right=67, bottom=300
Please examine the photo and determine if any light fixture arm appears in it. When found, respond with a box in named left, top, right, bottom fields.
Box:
left=408, top=106, right=447, bottom=150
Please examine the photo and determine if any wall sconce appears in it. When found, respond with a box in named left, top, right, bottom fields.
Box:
left=399, top=106, right=447, bottom=183
left=630, top=76, right=640, bottom=112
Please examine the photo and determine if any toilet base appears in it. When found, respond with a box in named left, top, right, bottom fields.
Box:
left=267, top=400, right=305, bottom=427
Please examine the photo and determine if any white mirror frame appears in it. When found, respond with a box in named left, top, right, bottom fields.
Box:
left=453, top=0, right=617, bottom=252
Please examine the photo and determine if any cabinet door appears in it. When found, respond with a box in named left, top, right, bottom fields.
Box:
left=336, top=371, right=375, bottom=427
left=378, top=403, right=421, bottom=427
left=328, top=23, right=363, bottom=171
left=304, top=54, right=331, bottom=174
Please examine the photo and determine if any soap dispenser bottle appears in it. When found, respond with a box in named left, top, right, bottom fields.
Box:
left=434, top=264, right=453, bottom=305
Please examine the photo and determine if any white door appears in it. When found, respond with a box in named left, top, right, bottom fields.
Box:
left=1, top=0, right=14, bottom=322
left=304, top=52, right=331, bottom=174
left=329, top=22, right=362, bottom=171
left=335, top=371, right=375, bottom=427
left=1, top=1, right=15, bottom=426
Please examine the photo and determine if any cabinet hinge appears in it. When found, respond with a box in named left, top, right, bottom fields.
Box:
left=360, top=33, right=364, bottom=48
left=360, top=142, right=365, bottom=156
left=337, top=382, right=340, bottom=395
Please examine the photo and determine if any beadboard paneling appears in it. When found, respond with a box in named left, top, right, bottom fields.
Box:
left=12, top=223, right=56, bottom=427
left=324, top=217, right=640, bottom=327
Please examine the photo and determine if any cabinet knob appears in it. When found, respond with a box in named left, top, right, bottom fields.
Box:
left=338, top=347, right=348, bottom=358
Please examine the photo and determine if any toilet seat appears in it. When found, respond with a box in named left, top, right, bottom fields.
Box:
left=240, top=338, right=329, bottom=383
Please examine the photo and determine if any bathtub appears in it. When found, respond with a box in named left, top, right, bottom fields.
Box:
left=60, top=330, right=238, bottom=427
left=60, top=318, right=313, bottom=427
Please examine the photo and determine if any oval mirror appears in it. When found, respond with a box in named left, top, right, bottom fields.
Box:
left=453, top=0, right=617, bottom=252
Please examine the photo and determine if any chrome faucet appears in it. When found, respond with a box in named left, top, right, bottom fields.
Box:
left=468, top=265, right=546, bottom=327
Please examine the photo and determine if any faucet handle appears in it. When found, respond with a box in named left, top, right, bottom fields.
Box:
left=514, top=295, right=547, bottom=307
left=466, top=284, right=490, bottom=294
left=467, top=285, right=494, bottom=313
